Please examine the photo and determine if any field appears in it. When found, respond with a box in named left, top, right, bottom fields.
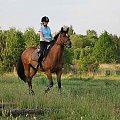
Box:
left=0, top=73, right=120, bottom=120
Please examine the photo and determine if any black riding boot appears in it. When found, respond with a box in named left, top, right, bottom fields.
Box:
left=38, top=55, right=43, bottom=67
left=35, top=52, right=43, bottom=70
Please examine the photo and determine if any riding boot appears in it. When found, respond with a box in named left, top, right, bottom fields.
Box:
left=35, top=52, right=43, bottom=70
left=38, top=57, right=42, bottom=68
left=35, top=63, right=39, bottom=70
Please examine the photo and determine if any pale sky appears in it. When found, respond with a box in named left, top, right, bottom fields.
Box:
left=0, top=0, right=120, bottom=36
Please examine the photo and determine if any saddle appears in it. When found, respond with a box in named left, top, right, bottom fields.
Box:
left=32, top=44, right=52, bottom=62
left=32, top=49, right=40, bottom=62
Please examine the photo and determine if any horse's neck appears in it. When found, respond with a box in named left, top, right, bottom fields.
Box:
left=54, top=44, right=63, bottom=55
left=45, top=35, right=64, bottom=62
left=55, top=37, right=64, bottom=46
left=53, top=36, right=64, bottom=58
left=49, top=44, right=64, bottom=61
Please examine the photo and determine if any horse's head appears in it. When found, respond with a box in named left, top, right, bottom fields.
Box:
left=56, top=32, right=72, bottom=48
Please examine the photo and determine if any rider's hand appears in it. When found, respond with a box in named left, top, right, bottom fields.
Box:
left=46, top=40, right=50, bottom=42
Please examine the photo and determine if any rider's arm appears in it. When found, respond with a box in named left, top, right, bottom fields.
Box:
left=50, top=33, right=53, bottom=40
left=39, top=31, right=50, bottom=42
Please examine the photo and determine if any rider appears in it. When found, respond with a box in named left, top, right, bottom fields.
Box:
left=36, top=17, right=69, bottom=69
left=36, top=16, right=52, bottom=69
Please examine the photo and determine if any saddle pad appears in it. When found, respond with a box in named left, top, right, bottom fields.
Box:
left=32, top=49, right=39, bottom=61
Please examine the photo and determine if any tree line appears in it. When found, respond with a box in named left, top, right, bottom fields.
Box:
left=0, top=26, right=120, bottom=74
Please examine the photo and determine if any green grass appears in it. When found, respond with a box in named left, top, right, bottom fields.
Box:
left=0, top=73, right=120, bottom=120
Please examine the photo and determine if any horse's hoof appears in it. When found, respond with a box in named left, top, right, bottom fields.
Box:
left=29, top=90, right=35, bottom=95
left=32, top=92, right=35, bottom=96
left=58, top=88, right=62, bottom=93
left=45, top=87, right=50, bottom=94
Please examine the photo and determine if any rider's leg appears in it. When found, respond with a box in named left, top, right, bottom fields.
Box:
left=35, top=41, right=46, bottom=69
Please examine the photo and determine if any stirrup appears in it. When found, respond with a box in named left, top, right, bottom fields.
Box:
left=35, top=63, right=39, bottom=70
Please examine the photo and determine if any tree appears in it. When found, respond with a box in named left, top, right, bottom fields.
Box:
left=73, top=48, right=81, bottom=60
left=1, top=28, right=25, bottom=71
left=70, top=34, right=85, bottom=49
left=78, top=46, right=98, bottom=72
left=24, top=27, right=39, bottom=48
left=93, top=31, right=118, bottom=63
left=86, top=30, right=97, bottom=38
left=0, top=30, right=6, bottom=61
left=68, top=25, right=75, bottom=35
left=86, top=30, right=98, bottom=47
left=0, top=30, right=6, bottom=73
left=64, top=48, right=73, bottom=72
left=110, top=34, right=120, bottom=63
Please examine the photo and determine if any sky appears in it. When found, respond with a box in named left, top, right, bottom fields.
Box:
left=0, top=0, right=120, bottom=36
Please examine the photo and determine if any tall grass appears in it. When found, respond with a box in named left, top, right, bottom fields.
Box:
left=0, top=74, right=120, bottom=120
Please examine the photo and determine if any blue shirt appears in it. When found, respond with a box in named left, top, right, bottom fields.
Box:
left=40, top=25, right=52, bottom=41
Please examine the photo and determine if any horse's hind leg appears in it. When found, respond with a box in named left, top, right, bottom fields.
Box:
left=24, top=63, right=36, bottom=95
left=45, top=70, right=54, bottom=93
left=28, top=67, right=37, bottom=95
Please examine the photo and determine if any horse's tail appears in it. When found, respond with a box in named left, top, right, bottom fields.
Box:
left=16, top=56, right=26, bottom=82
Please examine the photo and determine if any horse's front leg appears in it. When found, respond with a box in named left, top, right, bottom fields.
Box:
left=56, top=70, right=62, bottom=91
left=45, top=70, right=53, bottom=93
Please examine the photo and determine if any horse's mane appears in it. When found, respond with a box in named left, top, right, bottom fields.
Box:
left=53, top=32, right=60, bottom=41
left=50, top=32, right=60, bottom=47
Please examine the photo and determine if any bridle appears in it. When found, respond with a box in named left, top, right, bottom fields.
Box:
left=55, top=33, right=70, bottom=47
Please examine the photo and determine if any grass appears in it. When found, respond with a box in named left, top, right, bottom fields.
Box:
left=0, top=73, right=120, bottom=120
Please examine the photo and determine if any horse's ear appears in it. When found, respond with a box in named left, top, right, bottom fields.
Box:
left=60, top=26, right=69, bottom=33
left=66, top=27, right=69, bottom=33
left=61, top=27, right=64, bottom=32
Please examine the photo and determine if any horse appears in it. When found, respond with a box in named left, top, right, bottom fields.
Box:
left=17, top=31, right=72, bottom=95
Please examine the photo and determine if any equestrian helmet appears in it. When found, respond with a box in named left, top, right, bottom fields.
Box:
left=41, top=16, right=49, bottom=22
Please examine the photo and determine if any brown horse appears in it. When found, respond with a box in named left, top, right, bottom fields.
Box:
left=17, top=32, right=72, bottom=95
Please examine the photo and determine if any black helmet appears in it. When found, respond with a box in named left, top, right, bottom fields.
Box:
left=41, top=16, right=49, bottom=22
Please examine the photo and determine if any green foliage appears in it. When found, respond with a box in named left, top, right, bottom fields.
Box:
left=0, top=27, right=40, bottom=73
left=0, top=30, right=6, bottom=61
left=71, top=30, right=99, bottom=72
left=77, top=46, right=99, bottom=72
left=93, top=31, right=118, bottom=63
left=64, top=48, right=74, bottom=72
left=0, top=26, right=120, bottom=73
left=70, top=34, right=82, bottom=49
left=110, top=34, right=120, bottom=62
left=73, top=48, right=81, bottom=60
left=86, top=30, right=98, bottom=38
left=0, top=28, right=25, bottom=71
left=24, top=27, right=39, bottom=48
left=64, top=48, right=73, bottom=64
left=68, top=25, right=75, bottom=35
left=86, top=30, right=98, bottom=47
